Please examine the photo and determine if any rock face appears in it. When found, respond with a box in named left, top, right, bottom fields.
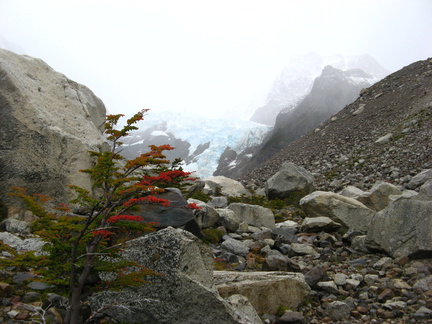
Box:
left=354, top=181, right=403, bottom=211
left=365, top=198, right=432, bottom=258
left=300, top=191, right=375, bottom=232
left=204, top=176, right=251, bottom=197
left=228, top=203, right=276, bottom=229
left=214, top=271, right=310, bottom=315
left=0, top=49, right=106, bottom=206
left=265, top=162, right=315, bottom=200
left=90, top=227, right=261, bottom=324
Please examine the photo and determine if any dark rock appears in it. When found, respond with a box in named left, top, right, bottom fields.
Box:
left=276, top=310, right=306, bottom=324
left=304, top=265, right=327, bottom=287
left=130, top=188, right=203, bottom=238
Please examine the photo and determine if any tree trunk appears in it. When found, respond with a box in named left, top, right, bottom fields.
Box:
left=65, top=261, right=94, bottom=323
left=65, top=288, right=82, bottom=324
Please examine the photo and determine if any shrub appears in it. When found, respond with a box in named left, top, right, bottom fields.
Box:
left=7, top=110, right=199, bottom=324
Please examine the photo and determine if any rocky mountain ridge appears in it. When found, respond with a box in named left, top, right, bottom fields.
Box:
left=216, top=65, right=379, bottom=179
left=242, top=57, right=432, bottom=192
left=249, top=53, right=388, bottom=126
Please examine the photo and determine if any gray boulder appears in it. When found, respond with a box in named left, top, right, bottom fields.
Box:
left=339, top=185, right=367, bottom=198
left=228, top=203, right=276, bottom=229
left=188, top=198, right=219, bottom=229
left=301, top=216, right=341, bottom=233
left=204, top=176, right=251, bottom=197
left=221, top=237, right=250, bottom=257
left=326, top=301, right=352, bottom=320
left=208, top=196, right=228, bottom=208
left=356, top=181, right=403, bottom=211
left=262, top=254, right=301, bottom=272
left=1, top=218, right=31, bottom=234
left=215, top=271, right=310, bottom=315
left=365, top=198, right=432, bottom=258
left=350, top=235, right=369, bottom=253
left=300, top=191, right=375, bottom=233
left=418, top=180, right=432, bottom=201
left=0, top=49, right=106, bottom=206
left=0, top=232, right=46, bottom=253
left=224, top=294, right=263, bottom=324
left=265, top=162, right=315, bottom=200
left=406, top=169, right=432, bottom=190
left=131, top=188, right=202, bottom=238
left=90, top=227, right=256, bottom=324
left=216, top=208, right=240, bottom=232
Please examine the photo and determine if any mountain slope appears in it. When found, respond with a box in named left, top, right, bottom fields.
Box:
left=242, top=58, right=432, bottom=191
left=216, top=65, right=378, bottom=178
left=249, top=53, right=389, bottom=126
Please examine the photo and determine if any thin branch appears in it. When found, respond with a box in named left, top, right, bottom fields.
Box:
left=83, top=297, right=159, bottom=324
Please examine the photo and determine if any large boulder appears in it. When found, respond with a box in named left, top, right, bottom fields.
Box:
left=365, top=198, right=432, bottom=258
left=0, top=49, right=106, bottom=206
left=216, top=208, right=241, bottom=232
left=214, top=271, right=310, bottom=315
left=299, top=191, right=375, bottom=233
left=204, top=176, right=251, bottom=197
left=188, top=198, right=219, bottom=229
left=406, top=169, right=432, bottom=190
left=418, top=180, right=432, bottom=201
left=265, top=162, right=315, bottom=200
left=90, top=227, right=261, bottom=324
left=130, top=188, right=202, bottom=238
left=228, top=203, right=276, bottom=229
left=354, top=181, right=403, bottom=211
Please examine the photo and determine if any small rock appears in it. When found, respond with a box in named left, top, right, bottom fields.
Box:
left=333, top=273, right=348, bottom=286
left=277, top=310, right=305, bottom=324
left=304, top=265, right=327, bottom=287
left=326, top=301, right=352, bottom=320
left=383, top=300, right=407, bottom=310
left=377, top=288, right=394, bottom=302
left=414, top=306, right=432, bottom=319
left=375, top=133, right=393, bottom=144
left=317, top=281, right=339, bottom=294
left=289, top=243, right=320, bottom=258
left=373, top=256, right=393, bottom=270
left=7, top=309, right=19, bottom=318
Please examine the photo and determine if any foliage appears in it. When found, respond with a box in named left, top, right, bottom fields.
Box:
left=276, top=305, right=291, bottom=317
left=213, top=257, right=234, bottom=271
left=7, top=109, right=199, bottom=324
left=202, top=228, right=225, bottom=244
left=186, top=190, right=211, bottom=203
left=227, top=194, right=287, bottom=209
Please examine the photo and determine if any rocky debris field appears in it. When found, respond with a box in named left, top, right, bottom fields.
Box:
left=242, top=58, right=432, bottom=193
left=1, top=167, right=432, bottom=323
left=211, top=217, right=432, bottom=324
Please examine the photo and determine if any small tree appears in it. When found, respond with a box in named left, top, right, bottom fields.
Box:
left=8, top=109, right=199, bottom=324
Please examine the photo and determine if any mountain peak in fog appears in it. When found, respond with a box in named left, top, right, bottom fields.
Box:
left=249, top=52, right=390, bottom=126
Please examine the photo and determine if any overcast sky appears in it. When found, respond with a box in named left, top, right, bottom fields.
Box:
left=1, top=0, right=431, bottom=119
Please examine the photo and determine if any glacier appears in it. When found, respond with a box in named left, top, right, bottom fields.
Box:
left=119, top=110, right=271, bottom=179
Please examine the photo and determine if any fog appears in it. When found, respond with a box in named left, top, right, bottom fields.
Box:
left=1, top=0, right=431, bottom=119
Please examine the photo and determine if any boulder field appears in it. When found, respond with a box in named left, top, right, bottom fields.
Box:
left=1, top=167, right=432, bottom=323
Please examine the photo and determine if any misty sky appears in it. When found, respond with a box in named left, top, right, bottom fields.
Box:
left=0, top=0, right=431, bottom=119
